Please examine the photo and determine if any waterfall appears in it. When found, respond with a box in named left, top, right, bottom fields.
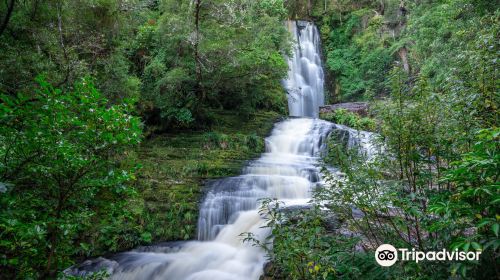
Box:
left=66, top=21, right=374, bottom=280
left=283, top=20, right=325, bottom=118
left=66, top=117, right=334, bottom=280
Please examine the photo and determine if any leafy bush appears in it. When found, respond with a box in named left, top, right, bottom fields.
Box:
left=428, top=128, right=499, bottom=277
left=243, top=199, right=382, bottom=280
left=322, top=7, right=393, bottom=101
left=245, top=133, right=263, bottom=152
left=0, top=77, right=142, bottom=278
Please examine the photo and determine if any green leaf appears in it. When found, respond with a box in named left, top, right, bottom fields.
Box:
left=492, top=223, right=499, bottom=237
left=477, top=219, right=491, bottom=228
left=462, top=242, right=470, bottom=252
left=471, top=242, right=481, bottom=250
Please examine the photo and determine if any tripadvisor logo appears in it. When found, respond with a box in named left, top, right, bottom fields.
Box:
left=375, top=244, right=398, bottom=266
left=375, top=244, right=482, bottom=267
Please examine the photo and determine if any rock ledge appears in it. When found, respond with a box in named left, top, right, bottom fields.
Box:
left=320, top=102, right=369, bottom=116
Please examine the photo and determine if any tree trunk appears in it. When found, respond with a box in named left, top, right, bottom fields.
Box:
left=45, top=191, right=65, bottom=277
left=193, top=0, right=205, bottom=101
left=55, top=1, right=70, bottom=87
left=0, top=0, right=15, bottom=37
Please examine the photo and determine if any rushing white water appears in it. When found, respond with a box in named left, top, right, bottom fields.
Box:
left=331, top=123, right=380, bottom=160
left=66, top=21, right=378, bottom=280
left=282, top=20, right=325, bottom=118
left=66, top=118, right=334, bottom=280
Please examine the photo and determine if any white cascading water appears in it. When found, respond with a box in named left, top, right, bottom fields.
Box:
left=282, top=20, right=325, bottom=118
left=66, top=20, right=375, bottom=280
left=66, top=119, right=333, bottom=280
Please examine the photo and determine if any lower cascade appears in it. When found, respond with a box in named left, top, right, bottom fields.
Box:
left=67, top=118, right=334, bottom=280
left=66, top=21, right=375, bottom=280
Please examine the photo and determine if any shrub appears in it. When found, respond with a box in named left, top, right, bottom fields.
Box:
left=0, top=77, right=142, bottom=278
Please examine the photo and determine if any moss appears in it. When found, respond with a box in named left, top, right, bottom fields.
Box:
left=131, top=110, right=281, bottom=242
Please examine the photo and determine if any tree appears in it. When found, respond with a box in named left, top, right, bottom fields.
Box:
left=193, top=0, right=204, bottom=101
left=0, top=77, right=142, bottom=278
left=0, top=0, right=141, bottom=102
left=138, top=0, right=290, bottom=127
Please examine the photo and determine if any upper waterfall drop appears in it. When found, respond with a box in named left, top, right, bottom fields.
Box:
left=283, top=20, right=325, bottom=118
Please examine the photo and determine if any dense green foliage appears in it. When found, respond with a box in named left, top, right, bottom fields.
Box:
left=310, top=0, right=400, bottom=101
left=0, top=81, right=280, bottom=278
left=245, top=199, right=379, bottom=280
left=0, top=78, right=142, bottom=278
left=0, top=0, right=290, bottom=129
left=138, top=0, right=290, bottom=126
left=262, top=0, right=499, bottom=279
left=0, top=0, right=498, bottom=279
left=322, top=8, right=393, bottom=101
left=429, top=128, right=499, bottom=271
left=0, top=0, right=289, bottom=278
left=0, top=1, right=141, bottom=102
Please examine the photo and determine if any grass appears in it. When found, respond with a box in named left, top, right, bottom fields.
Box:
left=132, top=110, right=282, bottom=242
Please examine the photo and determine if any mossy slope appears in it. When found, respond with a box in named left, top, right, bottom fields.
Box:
left=135, top=110, right=281, bottom=242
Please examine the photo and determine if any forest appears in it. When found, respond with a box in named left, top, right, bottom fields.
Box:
left=0, top=0, right=498, bottom=279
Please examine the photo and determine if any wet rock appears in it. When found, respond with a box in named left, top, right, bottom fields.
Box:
left=329, top=127, right=351, bottom=148
left=132, top=241, right=186, bottom=254
left=280, top=205, right=340, bottom=233
left=320, top=102, right=369, bottom=116
left=322, top=212, right=340, bottom=232
left=280, top=204, right=312, bottom=224
left=351, top=207, right=365, bottom=219
left=260, top=261, right=284, bottom=280
left=63, top=257, right=118, bottom=277
left=281, top=204, right=312, bottom=213
left=263, top=261, right=274, bottom=275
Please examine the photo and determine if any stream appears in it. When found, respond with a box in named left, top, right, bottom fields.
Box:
left=66, top=20, right=375, bottom=280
